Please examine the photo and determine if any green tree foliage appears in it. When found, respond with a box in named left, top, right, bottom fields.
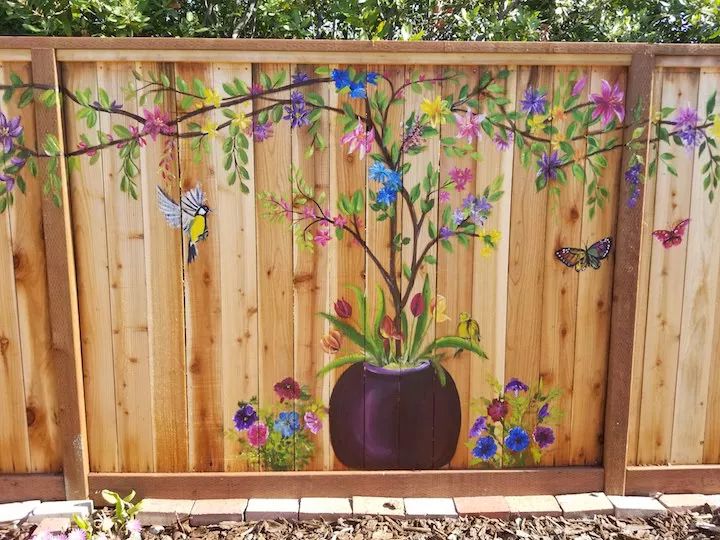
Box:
left=0, top=0, right=718, bottom=42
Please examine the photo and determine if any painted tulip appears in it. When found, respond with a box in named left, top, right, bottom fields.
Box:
left=379, top=315, right=403, bottom=341
left=334, top=298, right=352, bottom=318
left=410, top=292, right=425, bottom=317
left=321, top=329, right=343, bottom=354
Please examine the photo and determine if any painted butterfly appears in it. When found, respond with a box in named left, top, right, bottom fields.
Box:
left=555, top=237, right=613, bottom=272
left=652, top=218, right=690, bottom=249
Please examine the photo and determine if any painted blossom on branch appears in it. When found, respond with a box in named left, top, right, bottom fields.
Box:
left=0, top=112, right=22, bottom=153
left=589, top=80, right=625, bottom=127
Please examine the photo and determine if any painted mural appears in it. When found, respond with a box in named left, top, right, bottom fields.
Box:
left=2, top=64, right=719, bottom=471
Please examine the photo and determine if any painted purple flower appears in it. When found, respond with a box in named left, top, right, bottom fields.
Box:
left=469, top=416, right=487, bottom=437
left=487, top=398, right=509, bottom=422
left=589, top=80, right=625, bottom=127
left=0, top=172, right=15, bottom=192
left=476, top=196, right=491, bottom=213
left=0, top=112, right=22, bottom=154
left=402, top=119, right=424, bottom=152
left=537, top=151, right=563, bottom=182
left=249, top=120, right=273, bottom=142
left=439, top=226, right=453, bottom=239
left=493, top=131, right=513, bottom=151
left=520, top=86, right=547, bottom=116
left=304, top=411, right=322, bottom=434
left=233, top=403, right=258, bottom=431
left=250, top=83, right=264, bottom=96
left=142, top=106, right=174, bottom=141
left=678, top=127, right=703, bottom=148
left=675, top=106, right=702, bottom=148
left=247, top=421, right=268, bottom=447
left=283, top=96, right=310, bottom=128
left=504, top=378, right=529, bottom=396
left=538, top=402, right=550, bottom=421
left=10, top=155, right=26, bottom=168
left=274, top=377, right=302, bottom=402
left=624, top=163, right=643, bottom=208
left=292, top=72, right=310, bottom=84
left=439, top=190, right=450, bottom=203
left=93, top=99, right=123, bottom=112
left=453, top=209, right=465, bottom=226
left=572, top=75, right=588, bottom=97
left=462, top=193, right=477, bottom=210
left=533, top=425, right=555, bottom=449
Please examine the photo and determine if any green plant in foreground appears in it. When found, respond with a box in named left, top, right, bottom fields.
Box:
left=71, top=489, right=143, bottom=540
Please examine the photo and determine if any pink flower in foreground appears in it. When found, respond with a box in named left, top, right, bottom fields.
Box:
left=247, top=422, right=268, bottom=447
left=454, top=110, right=485, bottom=143
left=571, top=75, right=588, bottom=97
left=314, top=225, right=331, bottom=246
left=142, top=106, right=174, bottom=141
left=449, top=167, right=473, bottom=191
left=304, top=411, right=322, bottom=434
left=340, top=124, right=374, bottom=160
left=589, top=80, right=625, bottom=127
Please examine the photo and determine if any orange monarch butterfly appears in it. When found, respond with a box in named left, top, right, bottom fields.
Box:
left=652, top=218, right=690, bottom=249
left=555, top=237, right=613, bottom=272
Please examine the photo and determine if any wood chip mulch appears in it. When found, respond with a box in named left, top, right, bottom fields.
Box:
left=4, top=505, right=720, bottom=540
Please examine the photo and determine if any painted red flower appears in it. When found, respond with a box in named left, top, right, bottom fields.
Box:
left=379, top=315, right=403, bottom=341
left=487, top=398, right=509, bottom=422
left=273, top=377, right=301, bottom=403
left=334, top=298, right=352, bottom=319
left=410, top=292, right=425, bottom=318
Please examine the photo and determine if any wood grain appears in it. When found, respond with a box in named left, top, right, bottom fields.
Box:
left=0, top=474, right=65, bottom=503
left=626, top=465, right=720, bottom=495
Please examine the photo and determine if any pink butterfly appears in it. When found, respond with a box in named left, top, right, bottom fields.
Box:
left=652, top=218, right=690, bottom=249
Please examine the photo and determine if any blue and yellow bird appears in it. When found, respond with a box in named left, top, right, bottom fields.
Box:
left=156, top=184, right=211, bottom=263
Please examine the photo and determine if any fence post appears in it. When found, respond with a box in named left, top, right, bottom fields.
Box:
left=30, top=48, right=89, bottom=499
left=603, top=49, right=656, bottom=496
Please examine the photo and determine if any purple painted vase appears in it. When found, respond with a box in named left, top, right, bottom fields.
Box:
left=329, top=361, right=461, bottom=470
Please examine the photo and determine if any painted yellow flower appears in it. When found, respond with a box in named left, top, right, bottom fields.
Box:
left=420, top=96, right=450, bottom=128
left=710, top=115, right=720, bottom=140
left=431, top=295, right=451, bottom=323
left=489, top=229, right=502, bottom=245
left=231, top=110, right=251, bottom=131
left=551, top=133, right=566, bottom=150
left=550, top=105, right=565, bottom=121
left=201, top=120, right=218, bottom=139
left=480, top=245, right=494, bottom=258
left=202, top=88, right=222, bottom=108
left=527, top=114, right=548, bottom=133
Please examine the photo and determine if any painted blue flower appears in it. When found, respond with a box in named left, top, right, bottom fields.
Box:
left=377, top=185, right=398, bottom=206
left=331, top=69, right=352, bottom=91
left=365, top=72, right=379, bottom=85
left=369, top=160, right=389, bottom=182
left=349, top=81, right=367, bottom=99
left=439, top=226, right=453, bottom=239
left=520, top=86, right=547, bottom=115
left=504, top=426, right=530, bottom=453
left=233, top=403, right=258, bottom=431
left=274, top=411, right=301, bottom=438
left=504, top=378, right=529, bottom=396
left=472, top=436, right=497, bottom=461
left=476, top=196, right=492, bottom=213
left=469, top=416, right=487, bottom=438
left=385, top=169, right=402, bottom=191
left=538, top=403, right=550, bottom=421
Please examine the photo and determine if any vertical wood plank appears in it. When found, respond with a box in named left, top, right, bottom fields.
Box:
left=603, top=51, right=656, bottom=493
left=539, top=65, right=587, bottom=466
left=505, top=66, right=553, bottom=388
left=636, top=68, right=698, bottom=466
left=703, top=275, right=720, bottom=463
left=96, top=61, right=154, bottom=472
left=670, top=69, right=720, bottom=464
left=175, top=63, right=224, bottom=471
left=209, top=62, right=259, bottom=472
left=471, top=66, right=516, bottom=465
left=626, top=67, right=664, bottom=466
left=0, top=60, right=31, bottom=473
left=63, top=62, right=119, bottom=473
left=134, top=61, right=188, bottom=473
left=438, top=65, right=475, bottom=469
left=571, top=66, right=626, bottom=466
left=291, top=63, right=330, bottom=470
left=31, top=48, right=89, bottom=497
left=327, top=64, right=366, bottom=470
left=253, top=63, right=294, bottom=469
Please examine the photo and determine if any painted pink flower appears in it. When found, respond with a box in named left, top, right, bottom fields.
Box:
left=449, top=167, right=473, bottom=191
left=589, top=80, right=625, bottom=127
left=77, top=141, right=97, bottom=157
left=314, top=224, right=331, bottom=247
left=454, top=110, right=484, bottom=143
left=304, top=411, right=322, bottom=434
left=142, top=106, right=173, bottom=141
left=273, top=197, right=293, bottom=220
left=340, top=124, right=374, bottom=160
left=571, top=75, right=588, bottom=97
left=333, top=214, right=348, bottom=228
left=250, top=83, right=264, bottom=95
left=129, top=125, right=147, bottom=147
left=302, top=205, right=316, bottom=219
left=439, top=190, right=450, bottom=203
left=247, top=422, right=268, bottom=447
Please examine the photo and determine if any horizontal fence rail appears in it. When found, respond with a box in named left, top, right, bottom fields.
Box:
left=0, top=39, right=719, bottom=500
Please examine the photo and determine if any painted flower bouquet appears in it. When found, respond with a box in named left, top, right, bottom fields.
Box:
left=467, top=378, right=562, bottom=468
left=232, top=377, right=325, bottom=471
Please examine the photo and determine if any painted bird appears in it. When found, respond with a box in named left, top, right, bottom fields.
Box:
left=156, top=184, right=211, bottom=263
left=455, top=311, right=480, bottom=357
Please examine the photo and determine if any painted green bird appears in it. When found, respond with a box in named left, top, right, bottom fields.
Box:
left=156, top=184, right=211, bottom=263
left=455, top=311, right=480, bottom=357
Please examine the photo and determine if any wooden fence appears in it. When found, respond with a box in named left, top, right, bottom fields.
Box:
left=0, top=39, right=719, bottom=502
